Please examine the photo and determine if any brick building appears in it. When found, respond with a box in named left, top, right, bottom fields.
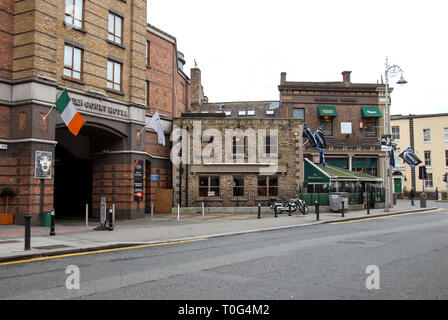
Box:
left=173, top=68, right=304, bottom=209
left=278, top=71, right=390, bottom=205
left=0, top=0, right=189, bottom=224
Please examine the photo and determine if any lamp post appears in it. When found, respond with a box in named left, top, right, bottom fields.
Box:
left=384, top=57, right=407, bottom=212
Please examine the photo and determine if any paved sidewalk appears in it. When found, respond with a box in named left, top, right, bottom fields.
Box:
left=0, top=200, right=440, bottom=263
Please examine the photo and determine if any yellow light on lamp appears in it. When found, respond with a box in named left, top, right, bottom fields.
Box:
left=359, top=121, right=364, bottom=129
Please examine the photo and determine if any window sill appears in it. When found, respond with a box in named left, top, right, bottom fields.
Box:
left=63, top=22, right=87, bottom=34
left=62, top=75, right=85, bottom=85
left=107, top=39, right=126, bottom=50
left=105, top=88, right=125, bottom=96
left=230, top=197, right=248, bottom=201
left=196, top=197, right=223, bottom=202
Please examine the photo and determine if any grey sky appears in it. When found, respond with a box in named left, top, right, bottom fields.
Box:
left=147, top=0, right=447, bottom=116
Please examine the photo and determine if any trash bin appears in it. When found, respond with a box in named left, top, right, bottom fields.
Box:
left=420, top=193, right=426, bottom=208
left=41, top=211, right=51, bottom=227
left=330, top=192, right=349, bottom=212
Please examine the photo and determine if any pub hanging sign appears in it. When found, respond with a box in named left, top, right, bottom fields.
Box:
left=134, top=160, right=144, bottom=202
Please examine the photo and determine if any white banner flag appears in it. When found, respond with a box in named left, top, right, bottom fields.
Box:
left=148, top=111, right=165, bottom=146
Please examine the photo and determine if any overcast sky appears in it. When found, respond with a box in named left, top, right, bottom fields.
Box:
left=147, top=0, right=447, bottom=116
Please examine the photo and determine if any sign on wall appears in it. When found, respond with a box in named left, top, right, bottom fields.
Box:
left=34, top=151, right=52, bottom=179
left=134, top=160, right=144, bottom=202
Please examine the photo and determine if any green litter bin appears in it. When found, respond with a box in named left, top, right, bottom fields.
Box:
left=41, top=211, right=51, bottom=227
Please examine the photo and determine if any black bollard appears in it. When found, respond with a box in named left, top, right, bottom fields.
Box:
left=315, top=201, right=320, bottom=221
left=257, top=203, right=261, bottom=219
left=366, top=194, right=370, bottom=215
left=274, top=205, right=278, bottom=218
left=288, top=202, right=292, bottom=216
left=50, top=209, right=55, bottom=236
left=24, top=215, right=31, bottom=250
left=341, top=201, right=345, bottom=218
left=108, top=207, right=114, bottom=231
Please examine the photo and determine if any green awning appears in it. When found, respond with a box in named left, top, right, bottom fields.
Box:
left=361, top=106, right=382, bottom=118
left=304, top=158, right=383, bottom=183
left=317, top=105, right=338, bottom=117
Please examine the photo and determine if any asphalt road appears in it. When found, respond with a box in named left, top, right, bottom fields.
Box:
left=1, top=203, right=448, bottom=301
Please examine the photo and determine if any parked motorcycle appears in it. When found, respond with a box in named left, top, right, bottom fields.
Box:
left=270, top=197, right=309, bottom=215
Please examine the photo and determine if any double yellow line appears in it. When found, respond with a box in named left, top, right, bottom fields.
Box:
left=330, top=208, right=443, bottom=225
left=0, top=238, right=207, bottom=266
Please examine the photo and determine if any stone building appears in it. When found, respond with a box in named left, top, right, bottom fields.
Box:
left=0, top=0, right=189, bottom=224
left=173, top=68, right=304, bottom=209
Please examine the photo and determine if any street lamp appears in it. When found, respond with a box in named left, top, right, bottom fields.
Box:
left=384, top=57, right=407, bottom=212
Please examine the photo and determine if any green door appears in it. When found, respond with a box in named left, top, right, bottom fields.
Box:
left=394, top=178, right=402, bottom=194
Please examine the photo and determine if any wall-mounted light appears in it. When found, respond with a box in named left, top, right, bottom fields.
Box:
left=359, top=121, right=364, bottom=129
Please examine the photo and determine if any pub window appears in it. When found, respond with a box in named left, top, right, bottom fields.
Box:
left=257, top=176, right=278, bottom=197
left=320, top=118, right=333, bottom=136
left=65, top=0, right=84, bottom=28
left=424, top=173, right=433, bottom=189
left=233, top=176, right=244, bottom=197
left=64, top=44, right=82, bottom=80
left=108, top=12, right=123, bottom=44
left=199, top=176, right=220, bottom=197
left=363, top=118, right=377, bottom=137
left=107, top=60, right=122, bottom=91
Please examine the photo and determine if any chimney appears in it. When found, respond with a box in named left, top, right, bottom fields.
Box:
left=342, top=71, right=351, bottom=84
left=190, top=67, right=204, bottom=111
left=280, top=72, right=286, bottom=84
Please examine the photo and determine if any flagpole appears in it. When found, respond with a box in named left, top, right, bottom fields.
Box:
left=137, top=120, right=149, bottom=136
left=43, top=86, right=67, bottom=121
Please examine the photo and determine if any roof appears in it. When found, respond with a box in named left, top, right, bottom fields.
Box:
left=279, top=81, right=383, bottom=92
left=193, top=101, right=281, bottom=119
left=391, top=113, right=448, bottom=120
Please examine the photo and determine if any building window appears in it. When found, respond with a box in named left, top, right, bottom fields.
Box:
left=107, top=60, right=122, bottom=91
left=444, top=128, right=448, bottom=142
left=108, top=12, right=122, bottom=44
left=445, top=150, right=448, bottom=167
left=63, top=44, right=82, bottom=80
left=363, top=118, right=377, bottom=137
left=65, top=0, right=84, bottom=28
left=391, top=126, right=400, bottom=140
left=264, top=135, right=278, bottom=155
left=320, top=118, right=333, bottom=136
left=257, top=176, right=278, bottom=197
left=232, top=137, right=245, bottom=155
left=423, top=129, right=431, bottom=142
left=293, top=108, right=304, bottom=120
left=199, top=176, right=220, bottom=197
left=233, top=176, right=244, bottom=197
left=146, top=40, right=150, bottom=65
left=424, top=151, right=431, bottom=167
left=424, top=173, right=433, bottom=189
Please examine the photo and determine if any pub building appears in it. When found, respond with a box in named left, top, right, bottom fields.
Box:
left=0, top=0, right=189, bottom=224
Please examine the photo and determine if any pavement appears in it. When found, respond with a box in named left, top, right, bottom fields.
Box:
left=0, top=200, right=440, bottom=263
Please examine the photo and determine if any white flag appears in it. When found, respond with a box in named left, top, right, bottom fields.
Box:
left=148, top=111, right=165, bottom=146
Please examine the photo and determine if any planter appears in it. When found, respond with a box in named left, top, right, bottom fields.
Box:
left=0, top=213, right=13, bottom=225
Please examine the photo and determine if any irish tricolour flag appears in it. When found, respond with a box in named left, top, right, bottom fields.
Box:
left=56, top=88, right=86, bottom=136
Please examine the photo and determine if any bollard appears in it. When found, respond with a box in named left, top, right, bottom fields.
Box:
left=151, top=202, right=154, bottom=221
left=274, top=205, right=278, bottom=218
left=85, top=204, right=89, bottom=228
left=288, top=202, right=292, bottom=216
left=50, top=208, right=55, bottom=236
left=366, top=196, right=370, bottom=215
left=202, top=202, right=205, bottom=220
left=24, top=215, right=31, bottom=250
left=108, top=206, right=113, bottom=231
left=177, top=204, right=180, bottom=221
left=341, top=201, right=345, bottom=218
left=257, top=203, right=261, bottom=219
left=315, top=201, right=319, bottom=221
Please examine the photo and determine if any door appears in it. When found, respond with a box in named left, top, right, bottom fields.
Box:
left=394, top=178, right=402, bottom=194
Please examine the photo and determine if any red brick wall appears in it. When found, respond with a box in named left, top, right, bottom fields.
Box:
left=0, top=105, right=11, bottom=138
left=0, top=0, right=13, bottom=79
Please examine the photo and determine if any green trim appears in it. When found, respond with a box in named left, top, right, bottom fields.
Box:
left=317, top=105, right=338, bottom=117
left=361, top=106, right=382, bottom=118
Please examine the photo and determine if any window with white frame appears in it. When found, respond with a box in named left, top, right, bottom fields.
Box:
left=391, top=126, right=400, bottom=140
left=424, top=151, right=431, bottom=167
left=423, top=128, right=431, bottom=142
left=63, top=44, right=82, bottom=80
left=65, top=0, right=84, bottom=28
left=108, top=12, right=123, bottom=44
left=444, top=128, right=448, bottom=142
left=107, top=60, right=122, bottom=91
left=424, top=173, right=433, bottom=188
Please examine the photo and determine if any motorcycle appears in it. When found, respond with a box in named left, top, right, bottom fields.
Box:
left=270, top=197, right=309, bottom=215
